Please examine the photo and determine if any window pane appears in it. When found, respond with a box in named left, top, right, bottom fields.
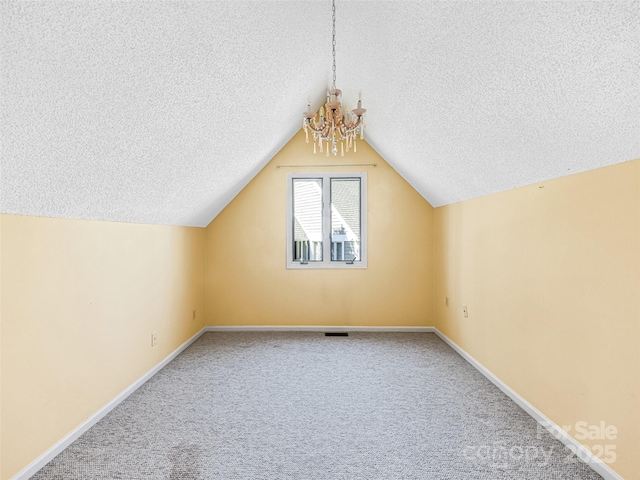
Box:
left=293, top=179, right=323, bottom=262
left=331, top=178, right=360, bottom=261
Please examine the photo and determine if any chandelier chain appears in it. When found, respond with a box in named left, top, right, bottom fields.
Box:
left=332, top=0, right=336, bottom=90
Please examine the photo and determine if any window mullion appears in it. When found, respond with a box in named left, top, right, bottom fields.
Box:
left=322, top=175, right=331, bottom=264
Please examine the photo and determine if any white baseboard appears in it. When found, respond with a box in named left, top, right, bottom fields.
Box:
left=432, top=328, right=623, bottom=480
left=205, top=325, right=436, bottom=333
left=13, top=327, right=207, bottom=480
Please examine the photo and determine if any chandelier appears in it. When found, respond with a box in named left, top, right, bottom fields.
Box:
left=303, top=0, right=366, bottom=156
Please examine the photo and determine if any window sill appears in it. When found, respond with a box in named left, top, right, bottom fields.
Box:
left=286, top=260, right=368, bottom=270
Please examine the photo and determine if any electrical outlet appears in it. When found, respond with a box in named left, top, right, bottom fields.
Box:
left=151, top=332, right=157, bottom=346
left=445, top=296, right=449, bottom=307
left=192, top=309, right=196, bottom=321
left=463, top=305, right=468, bottom=318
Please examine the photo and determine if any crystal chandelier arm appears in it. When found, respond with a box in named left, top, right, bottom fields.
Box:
left=343, top=116, right=363, bottom=133
left=304, top=117, right=329, bottom=134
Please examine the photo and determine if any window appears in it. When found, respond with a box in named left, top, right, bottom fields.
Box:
left=286, top=172, right=367, bottom=269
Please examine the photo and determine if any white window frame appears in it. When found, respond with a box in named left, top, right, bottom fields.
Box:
left=286, top=172, right=367, bottom=269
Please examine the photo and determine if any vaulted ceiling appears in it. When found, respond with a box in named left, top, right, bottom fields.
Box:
left=2, top=1, right=639, bottom=227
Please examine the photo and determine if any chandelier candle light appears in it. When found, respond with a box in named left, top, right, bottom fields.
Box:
left=303, top=0, right=366, bottom=157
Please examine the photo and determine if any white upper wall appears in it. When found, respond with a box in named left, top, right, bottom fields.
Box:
left=2, top=1, right=639, bottom=227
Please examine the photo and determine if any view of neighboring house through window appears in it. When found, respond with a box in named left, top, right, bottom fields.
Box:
left=292, top=178, right=323, bottom=262
left=330, top=178, right=360, bottom=261
left=287, top=172, right=367, bottom=269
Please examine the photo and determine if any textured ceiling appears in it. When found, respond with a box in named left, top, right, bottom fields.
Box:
left=2, top=1, right=639, bottom=227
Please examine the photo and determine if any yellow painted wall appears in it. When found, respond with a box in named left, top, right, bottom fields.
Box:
left=0, top=214, right=205, bottom=479
left=205, top=130, right=435, bottom=327
left=433, top=159, right=640, bottom=479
